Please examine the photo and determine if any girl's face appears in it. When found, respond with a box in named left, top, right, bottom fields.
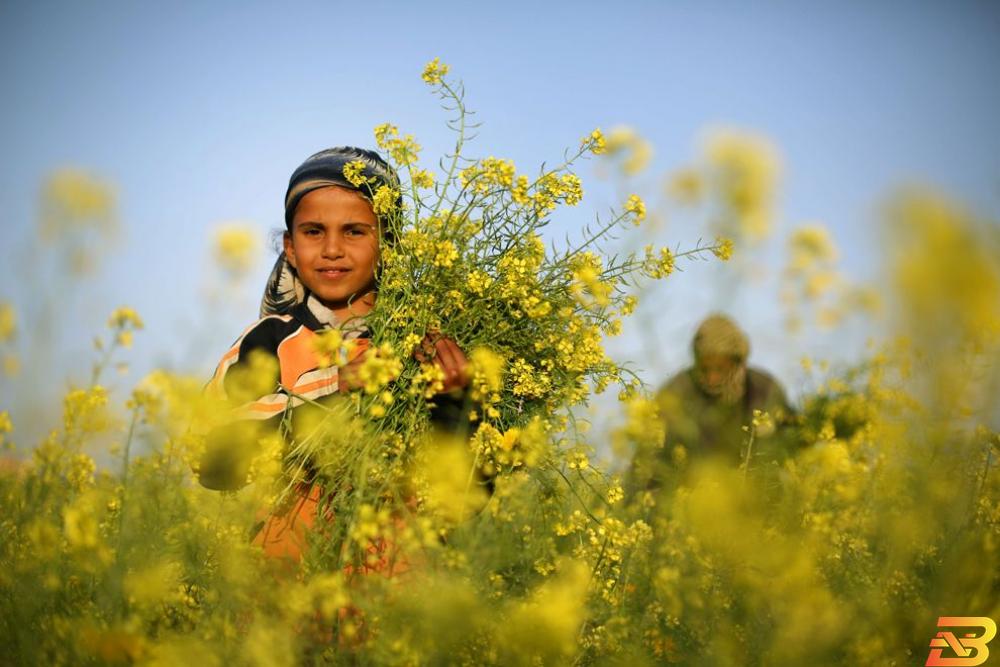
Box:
left=284, top=186, right=380, bottom=319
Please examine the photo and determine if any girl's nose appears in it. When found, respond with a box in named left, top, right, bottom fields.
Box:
left=321, top=233, right=345, bottom=258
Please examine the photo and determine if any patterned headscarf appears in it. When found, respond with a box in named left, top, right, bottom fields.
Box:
left=283, top=146, right=398, bottom=231
left=260, top=147, right=398, bottom=317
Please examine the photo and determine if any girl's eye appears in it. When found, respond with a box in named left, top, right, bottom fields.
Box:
left=303, top=228, right=321, bottom=237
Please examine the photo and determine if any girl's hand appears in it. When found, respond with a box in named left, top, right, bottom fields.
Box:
left=338, top=336, right=468, bottom=395
left=337, top=340, right=368, bottom=394
left=416, top=334, right=469, bottom=394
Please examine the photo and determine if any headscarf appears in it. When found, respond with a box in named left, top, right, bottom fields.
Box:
left=283, top=146, right=399, bottom=231
left=260, top=147, right=398, bottom=317
left=692, top=314, right=750, bottom=361
left=692, top=314, right=750, bottom=405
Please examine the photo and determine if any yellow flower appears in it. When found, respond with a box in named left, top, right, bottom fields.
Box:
left=497, top=559, right=590, bottom=663
left=374, top=123, right=398, bottom=148
left=712, top=236, right=734, bottom=261
left=222, top=348, right=279, bottom=406
left=125, top=561, right=182, bottom=608
left=460, top=157, right=516, bottom=195
left=0, top=302, right=15, bottom=342
left=63, top=385, right=113, bottom=435
left=63, top=499, right=101, bottom=549
left=705, top=128, right=779, bottom=241
left=421, top=57, right=450, bottom=85
left=107, top=306, right=144, bottom=331
left=385, top=133, right=422, bottom=166
left=560, top=174, right=584, bottom=206
left=788, top=224, right=838, bottom=270
left=342, top=159, right=372, bottom=188
left=415, top=435, right=487, bottom=523
left=3, top=355, right=19, bottom=377
left=39, top=168, right=117, bottom=240
left=468, top=347, right=505, bottom=399
left=115, top=330, right=134, bottom=349
left=583, top=128, right=607, bottom=155
left=433, top=240, right=459, bottom=268
left=411, top=168, right=435, bottom=189
left=467, top=270, right=494, bottom=296
left=212, top=223, right=261, bottom=278
left=372, top=185, right=400, bottom=217
left=624, top=194, right=646, bottom=224
left=357, top=343, right=403, bottom=394
left=621, top=295, right=638, bottom=316
left=643, top=245, right=675, bottom=279
left=511, top=174, right=531, bottom=205
left=311, top=329, right=359, bottom=369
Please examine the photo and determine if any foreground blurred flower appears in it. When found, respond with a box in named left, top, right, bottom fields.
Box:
left=211, top=222, right=261, bottom=279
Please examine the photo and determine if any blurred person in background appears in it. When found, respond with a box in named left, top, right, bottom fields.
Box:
left=631, top=313, right=796, bottom=491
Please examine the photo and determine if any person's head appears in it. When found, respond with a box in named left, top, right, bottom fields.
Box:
left=691, top=314, right=749, bottom=400
left=281, top=147, right=398, bottom=319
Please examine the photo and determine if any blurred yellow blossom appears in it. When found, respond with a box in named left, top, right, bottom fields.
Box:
left=788, top=223, right=838, bottom=271
left=39, top=168, right=117, bottom=240
left=107, top=306, right=144, bottom=332
left=2, top=355, right=19, bottom=377
left=0, top=411, right=11, bottom=437
left=499, top=560, right=590, bottom=664
left=665, top=167, right=703, bottom=205
left=468, top=347, right=504, bottom=400
left=604, top=125, right=654, bottom=175
left=704, top=128, right=779, bottom=242
left=415, top=435, right=487, bottom=523
left=0, top=302, right=15, bottom=342
left=211, top=223, right=261, bottom=278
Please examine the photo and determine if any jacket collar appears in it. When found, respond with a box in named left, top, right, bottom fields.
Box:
left=293, top=294, right=369, bottom=339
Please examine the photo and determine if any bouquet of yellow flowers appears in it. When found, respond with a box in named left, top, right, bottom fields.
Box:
left=278, top=60, right=726, bottom=575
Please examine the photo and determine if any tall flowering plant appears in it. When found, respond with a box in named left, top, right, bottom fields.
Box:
left=281, top=59, right=729, bottom=571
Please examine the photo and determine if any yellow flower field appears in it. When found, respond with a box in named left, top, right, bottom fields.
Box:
left=0, top=60, right=997, bottom=666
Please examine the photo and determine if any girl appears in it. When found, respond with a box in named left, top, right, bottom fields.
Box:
left=199, top=146, right=468, bottom=562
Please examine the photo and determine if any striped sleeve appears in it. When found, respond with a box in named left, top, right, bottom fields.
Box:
left=209, top=315, right=297, bottom=421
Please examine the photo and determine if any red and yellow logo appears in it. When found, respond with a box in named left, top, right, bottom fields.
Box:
left=926, top=617, right=997, bottom=666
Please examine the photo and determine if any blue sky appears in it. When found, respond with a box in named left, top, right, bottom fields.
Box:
left=1, top=1, right=999, bottom=430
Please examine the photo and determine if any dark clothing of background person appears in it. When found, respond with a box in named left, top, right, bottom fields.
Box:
left=629, top=314, right=796, bottom=493
left=656, top=365, right=792, bottom=465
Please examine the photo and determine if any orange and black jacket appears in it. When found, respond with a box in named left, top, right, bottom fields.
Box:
left=198, top=298, right=470, bottom=490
